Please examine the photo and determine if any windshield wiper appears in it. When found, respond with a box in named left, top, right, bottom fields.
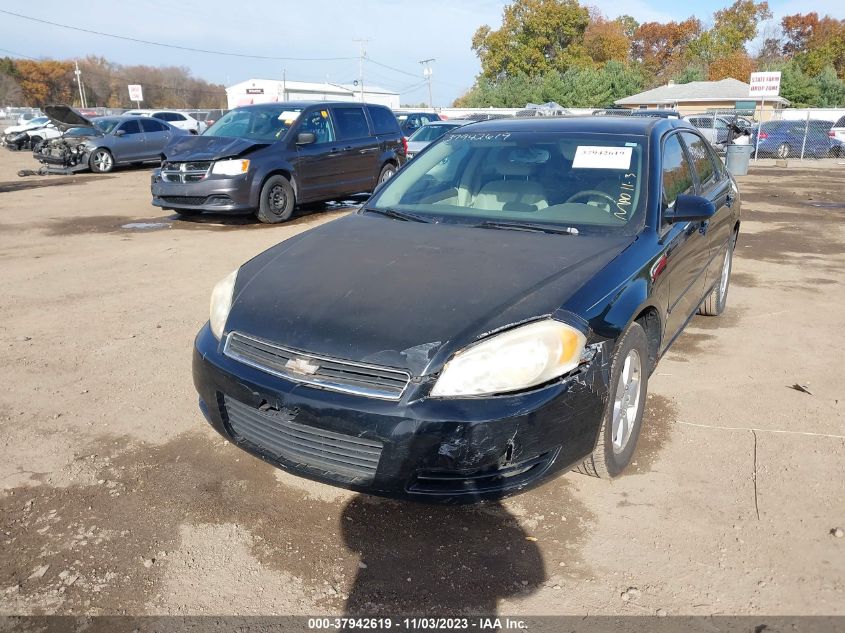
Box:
left=364, top=207, right=432, bottom=223
left=475, top=220, right=579, bottom=235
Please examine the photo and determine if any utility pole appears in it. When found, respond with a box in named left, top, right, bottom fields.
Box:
left=282, top=68, right=287, bottom=101
left=74, top=60, right=86, bottom=109
left=353, top=39, right=370, bottom=102
left=419, top=58, right=434, bottom=109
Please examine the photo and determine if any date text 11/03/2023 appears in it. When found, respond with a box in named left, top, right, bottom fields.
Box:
left=307, top=617, right=528, bottom=630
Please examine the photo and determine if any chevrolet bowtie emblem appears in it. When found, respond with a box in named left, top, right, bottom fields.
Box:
left=285, top=357, right=320, bottom=375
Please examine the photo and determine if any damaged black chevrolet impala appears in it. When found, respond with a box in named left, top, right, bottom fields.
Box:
left=193, top=116, right=741, bottom=502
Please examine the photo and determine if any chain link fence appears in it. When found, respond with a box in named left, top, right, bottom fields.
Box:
left=684, top=106, right=845, bottom=162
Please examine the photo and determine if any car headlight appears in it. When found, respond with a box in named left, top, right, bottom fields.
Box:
left=211, top=159, right=250, bottom=176
left=209, top=269, right=238, bottom=339
left=430, top=319, right=587, bottom=397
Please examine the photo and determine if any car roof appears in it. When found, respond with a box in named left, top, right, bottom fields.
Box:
left=235, top=101, right=388, bottom=110
left=454, top=115, right=684, bottom=136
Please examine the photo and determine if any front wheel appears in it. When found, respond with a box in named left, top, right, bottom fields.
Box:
left=576, top=321, right=649, bottom=479
left=89, top=148, right=114, bottom=173
left=256, top=175, right=295, bottom=223
left=699, top=236, right=734, bottom=316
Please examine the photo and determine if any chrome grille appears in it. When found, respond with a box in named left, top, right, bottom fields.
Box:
left=161, top=161, right=212, bottom=183
left=223, top=395, right=383, bottom=482
left=224, top=332, right=411, bottom=400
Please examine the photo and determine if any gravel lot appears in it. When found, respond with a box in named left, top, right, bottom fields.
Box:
left=0, top=148, right=843, bottom=617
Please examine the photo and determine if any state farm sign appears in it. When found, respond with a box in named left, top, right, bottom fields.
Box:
left=749, top=72, right=781, bottom=98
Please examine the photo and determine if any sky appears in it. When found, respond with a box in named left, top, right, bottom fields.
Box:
left=1, top=0, right=844, bottom=106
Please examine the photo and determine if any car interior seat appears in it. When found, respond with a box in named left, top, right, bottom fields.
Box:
left=472, top=150, right=549, bottom=212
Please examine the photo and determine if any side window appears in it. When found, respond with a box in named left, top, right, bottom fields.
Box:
left=661, top=134, right=695, bottom=211
left=153, top=112, right=170, bottom=121
left=171, top=113, right=187, bottom=121
left=140, top=118, right=167, bottom=133
left=118, top=120, right=142, bottom=135
left=681, top=132, right=717, bottom=189
left=367, top=106, right=400, bottom=135
left=297, top=109, right=335, bottom=144
left=332, top=106, right=370, bottom=140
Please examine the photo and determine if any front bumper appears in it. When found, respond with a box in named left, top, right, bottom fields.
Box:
left=151, top=171, right=255, bottom=213
left=193, top=324, right=611, bottom=503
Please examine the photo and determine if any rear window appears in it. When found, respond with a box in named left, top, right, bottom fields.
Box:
left=408, top=125, right=456, bottom=142
left=368, top=106, right=400, bottom=135
left=835, top=116, right=845, bottom=128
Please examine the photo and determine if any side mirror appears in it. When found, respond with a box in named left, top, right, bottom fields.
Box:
left=666, top=194, right=716, bottom=223
left=114, top=129, right=125, bottom=137
left=296, top=132, right=316, bottom=145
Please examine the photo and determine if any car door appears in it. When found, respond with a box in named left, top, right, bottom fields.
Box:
left=680, top=131, right=734, bottom=297
left=139, top=117, right=173, bottom=157
left=660, top=132, right=710, bottom=343
left=292, top=107, right=347, bottom=202
left=111, top=119, right=146, bottom=162
left=330, top=105, right=380, bottom=193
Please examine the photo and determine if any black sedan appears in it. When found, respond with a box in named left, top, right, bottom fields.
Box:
left=193, top=116, right=740, bottom=502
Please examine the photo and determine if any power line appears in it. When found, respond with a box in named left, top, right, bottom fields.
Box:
left=365, top=58, right=420, bottom=78
left=0, top=9, right=357, bottom=62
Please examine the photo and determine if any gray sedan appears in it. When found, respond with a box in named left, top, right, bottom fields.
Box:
left=405, top=121, right=468, bottom=160
left=36, top=106, right=189, bottom=173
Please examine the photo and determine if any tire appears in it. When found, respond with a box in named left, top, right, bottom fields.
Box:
left=256, top=175, right=295, bottom=223
left=377, top=163, right=397, bottom=186
left=776, top=143, right=790, bottom=159
left=89, top=148, right=114, bottom=173
left=576, top=321, right=649, bottom=479
left=698, top=235, right=734, bottom=317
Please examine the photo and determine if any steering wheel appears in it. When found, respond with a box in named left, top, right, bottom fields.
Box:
left=566, top=190, right=617, bottom=206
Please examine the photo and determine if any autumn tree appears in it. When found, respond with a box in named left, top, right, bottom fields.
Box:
left=708, top=51, right=756, bottom=81
left=14, top=60, right=74, bottom=107
left=582, top=12, right=631, bottom=65
left=471, top=0, right=591, bottom=78
left=631, top=18, right=702, bottom=82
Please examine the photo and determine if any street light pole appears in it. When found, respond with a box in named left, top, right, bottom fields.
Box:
left=353, top=39, right=370, bottom=102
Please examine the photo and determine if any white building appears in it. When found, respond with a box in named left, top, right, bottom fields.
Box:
left=225, top=79, right=400, bottom=110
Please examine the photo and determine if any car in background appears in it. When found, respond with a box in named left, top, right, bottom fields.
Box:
left=192, top=116, right=741, bottom=501
left=395, top=111, right=441, bottom=137
left=125, top=109, right=206, bottom=134
left=685, top=114, right=752, bottom=150
left=829, top=115, right=845, bottom=154
left=34, top=106, right=189, bottom=173
left=405, top=120, right=468, bottom=160
left=3, top=116, right=62, bottom=150
left=594, top=108, right=681, bottom=119
left=151, top=101, right=406, bottom=222
left=750, top=119, right=837, bottom=158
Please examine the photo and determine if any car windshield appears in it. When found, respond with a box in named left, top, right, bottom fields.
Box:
left=409, top=125, right=459, bottom=142
left=28, top=117, right=49, bottom=126
left=204, top=106, right=301, bottom=141
left=93, top=119, right=119, bottom=134
left=369, top=130, right=647, bottom=234
left=65, top=127, right=99, bottom=137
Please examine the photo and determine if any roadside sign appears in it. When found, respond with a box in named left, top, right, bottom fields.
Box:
left=128, top=84, right=144, bottom=102
left=749, top=72, right=781, bottom=98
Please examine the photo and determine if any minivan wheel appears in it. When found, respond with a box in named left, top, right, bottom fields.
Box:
left=575, top=321, right=649, bottom=479
left=89, top=149, right=114, bottom=173
left=378, top=163, right=396, bottom=184
left=256, top=175, right=295, bottom=223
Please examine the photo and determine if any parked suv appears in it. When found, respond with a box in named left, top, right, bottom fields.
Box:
left=151, top=102, right=406, bottom=223
left=126, top=109, right=206, bottom=134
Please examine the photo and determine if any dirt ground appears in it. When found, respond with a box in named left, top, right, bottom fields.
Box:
left=0, top=147, right=843, bottom=618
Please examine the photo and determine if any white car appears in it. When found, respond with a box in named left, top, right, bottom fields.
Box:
left=124, top=109, right=206, bottom=134
left=3, top=116, right=51, bottom=138
left=2, top=117, right=62, bottom=149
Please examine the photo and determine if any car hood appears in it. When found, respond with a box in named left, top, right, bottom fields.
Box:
left=163, top=135, right=270, bottom=161
left=226, top=213, right=633, bottom=376
left=44, top=105, right=94, bottom=131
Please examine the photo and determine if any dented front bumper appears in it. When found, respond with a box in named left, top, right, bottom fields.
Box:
left=193, top=323, right=611, bottom=503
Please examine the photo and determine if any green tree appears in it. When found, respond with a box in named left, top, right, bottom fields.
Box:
left=778, top=61, right=820, bottom=106
left=816, top=65, right=845, bottom=106
left=471, top=0, right=591, bottom=79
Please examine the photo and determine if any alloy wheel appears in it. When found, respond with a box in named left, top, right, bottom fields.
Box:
left=93, top=151, right=112, bottom=172
left=611, top=349, right=642, bottom=454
